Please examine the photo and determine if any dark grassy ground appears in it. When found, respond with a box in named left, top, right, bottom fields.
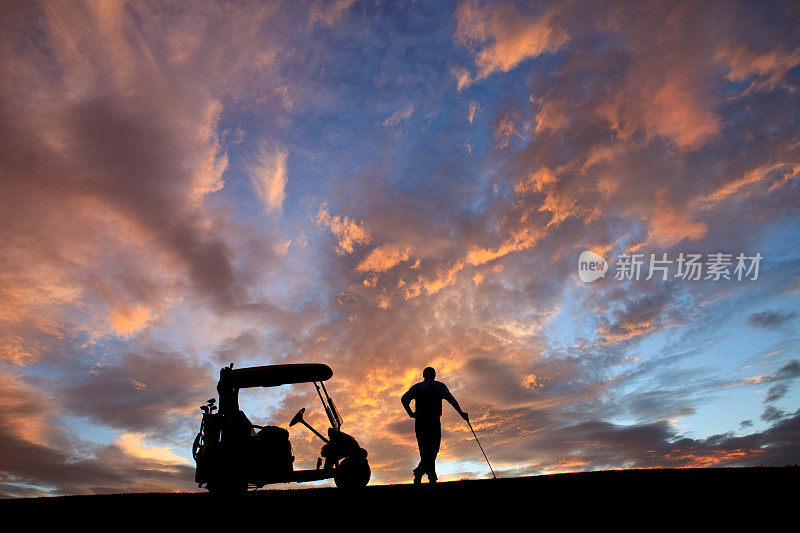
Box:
left=2, top=467, right=796, bottom=526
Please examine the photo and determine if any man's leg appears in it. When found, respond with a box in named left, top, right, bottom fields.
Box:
left=415, top=416, right=441, bottom=482
left=413, top=419, right=426, bottom=483
left=426, top=418, right=441, bottom=482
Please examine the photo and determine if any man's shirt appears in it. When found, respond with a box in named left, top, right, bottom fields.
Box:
left=401, top=379, right=456, bottom=418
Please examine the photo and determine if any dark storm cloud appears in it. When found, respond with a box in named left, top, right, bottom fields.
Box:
left=747, top=310, right=798, bottom=330
left=761, top=405, right=786, bottom=423
left=64, top=350, right=214, bottom=433
left=756, top=360, right=800, bottom=404
left=212, top=330, right=266, bottom=365
left=448, top=407, right=800, bottom=472
left=0, top=431, right=197, bottom=498
left=766, top=383, right=790, bottom=403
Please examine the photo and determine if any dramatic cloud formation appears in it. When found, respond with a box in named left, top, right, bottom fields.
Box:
left=0, top=0, right=798, bottom=496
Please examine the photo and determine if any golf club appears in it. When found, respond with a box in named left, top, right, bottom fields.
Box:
left=465, top=416, right=496, bottom=479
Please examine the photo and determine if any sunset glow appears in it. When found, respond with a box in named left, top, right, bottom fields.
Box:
left=1, top=0, right=799, bottom=497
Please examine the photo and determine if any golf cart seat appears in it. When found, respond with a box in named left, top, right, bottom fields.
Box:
left=251, top=425, right=294, bottom=476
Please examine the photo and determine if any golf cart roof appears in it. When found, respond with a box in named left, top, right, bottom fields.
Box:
left=224, top=363, right=333, bottom=388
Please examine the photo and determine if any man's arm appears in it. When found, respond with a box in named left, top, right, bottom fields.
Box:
left=441, top=383, right=469, bottom=421
left=401, top=386, right=416, bottom=418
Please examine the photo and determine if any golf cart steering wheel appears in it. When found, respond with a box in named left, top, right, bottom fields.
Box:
left=290, top=407, right=306, bottom=427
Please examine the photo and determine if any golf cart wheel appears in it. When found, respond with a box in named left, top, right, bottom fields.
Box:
left=334, top=456, right=370, bottom=489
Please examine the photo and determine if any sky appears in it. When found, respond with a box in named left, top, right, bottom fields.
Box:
left=1, top=0, right=799, bottom=497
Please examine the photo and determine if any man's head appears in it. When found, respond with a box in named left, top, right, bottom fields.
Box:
left=423, top=367, right=435, bottom=380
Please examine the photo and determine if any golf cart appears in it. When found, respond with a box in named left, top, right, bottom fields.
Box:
left=193, top=363, right=370, bottom=494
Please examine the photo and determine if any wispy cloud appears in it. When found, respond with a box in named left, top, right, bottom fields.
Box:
left=247, top=141, right=289, bottom=214
left=383, top=105, right=414, bottom=127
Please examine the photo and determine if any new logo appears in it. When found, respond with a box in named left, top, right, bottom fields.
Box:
left=578, top=250, right=608, bottom=282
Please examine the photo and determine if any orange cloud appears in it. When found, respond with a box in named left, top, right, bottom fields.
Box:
left=189, top=99, right=228, bottom=202
left=400, top=259, right=467, bottom=300
left=699, top=162, right=799, bottom=206
left=467, top=225, right=543, bottom=266
left=718, top=45, right=800, bottom=92
left=246, top=141, right=289, bottom=214
left=646, top=205, right=708, bottom=247
left=596, top=321, right=657, bottom=345
left=0, top=371, right=52, bottom=446
left=316, top=205, right=372, bottom=254
left=455, top=0, right=568, bottom=82
left=539, top=190, right=578, bottom=228
left=515, top=167, right=557, bottom=194
left=666, top=448, right=763, bottom=469
left=357, top=244, right=412, bottom=273
left=468, top=100, right=482, bottom=123
left=599, top=77, right=721, bottom=150
left=110, top=305, right=154, bottom=337
left=533, top=98, right=568, bottom=133
left=115, top=433, right=190, bottom=465
left=494, top=117, right=523, bottom=148
left=646, top=79, right=721, bottom=148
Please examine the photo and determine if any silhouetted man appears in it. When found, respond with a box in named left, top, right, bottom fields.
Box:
left=401, top=367, right=468, bottom=484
